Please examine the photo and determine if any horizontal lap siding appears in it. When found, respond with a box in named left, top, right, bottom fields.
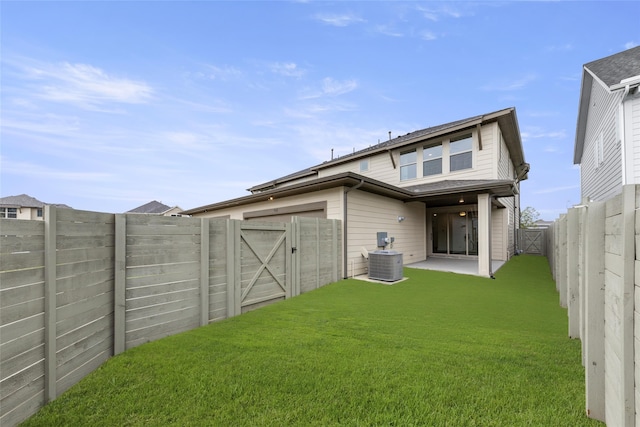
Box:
left=580, top=81, right=623, bottom=201
left=347, top=191, right=425, bottom=277
left=125, top=215, right=201, bottom=349
left=54, top=209, right=115, bottom=395
left=0, top=219, right=46, bottom=427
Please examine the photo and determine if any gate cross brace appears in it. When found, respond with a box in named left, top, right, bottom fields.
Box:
left=240, top=231, right=287, bottom=301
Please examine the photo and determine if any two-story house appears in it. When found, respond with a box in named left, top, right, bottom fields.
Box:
left=182, top=107, right=529, bottom=278
left=574, top=46, right=640, bottom=201
left=0, top=194, right=71, bottom=220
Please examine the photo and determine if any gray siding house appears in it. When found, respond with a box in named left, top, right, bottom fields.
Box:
left=574, top=46, right=640, bottom=201
left=182, top=107, right=529, bottom=278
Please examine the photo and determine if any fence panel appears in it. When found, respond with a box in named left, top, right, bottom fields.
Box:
left=124, top=215, right=202, bottom=349
left=0, top=219, right=46, bottom=427
left=548, top=184, right=638, bottom=426
left=0, top=211, right=342, bottom=426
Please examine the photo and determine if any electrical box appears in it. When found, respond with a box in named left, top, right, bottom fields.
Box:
left=377, top=232, right=387, bottom=248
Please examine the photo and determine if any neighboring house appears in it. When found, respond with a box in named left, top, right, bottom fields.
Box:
left=126, top=200, right=184, bottom=216
left=531, top=219, right=554, bottom=229
left=0, top=194, right=71, bottom=220
left=574, top=46, right=640, bottom=202
left=182, top=107, right=529, bottom=278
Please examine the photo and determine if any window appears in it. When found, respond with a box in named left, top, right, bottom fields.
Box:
left=400, top=150, right=417, bottom=180
left=359, top=159, right=369, bottom=172
left=450, top=134, right=472, bottom=171
left=37, top=208, right=43, bottom=218
left=1, top=208, right=17, bottom=219
left=423, top=144, right=442, bottom=176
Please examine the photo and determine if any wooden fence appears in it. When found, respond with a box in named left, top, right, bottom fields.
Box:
left=546, top=184, right=638, bottom=427
left=517, top=228, right=547, bottom=256
left=0, top=207, right=342, bottom=427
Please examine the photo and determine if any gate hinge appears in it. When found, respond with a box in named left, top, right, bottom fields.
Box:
left=292, top=247, right=297, bottom=253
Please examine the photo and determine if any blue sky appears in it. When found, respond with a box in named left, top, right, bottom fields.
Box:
left=2, top=1, right=639, bottom=219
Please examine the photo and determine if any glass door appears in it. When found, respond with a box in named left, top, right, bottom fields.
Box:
left=432, top=211, right=478, bottom=256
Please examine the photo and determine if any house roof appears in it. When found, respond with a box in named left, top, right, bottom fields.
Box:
left=249, top=107, right=527, bottom=193
left=180, top=172, right=517, bottom=216
left=0, top=194, right=71, bottom=209
left=574, top=46, right=640, bottom=164
left=126, top=200, right=174, bottom=214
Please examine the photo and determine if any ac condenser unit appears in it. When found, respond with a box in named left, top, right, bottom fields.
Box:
left=368, top=250, right=403, bottom=282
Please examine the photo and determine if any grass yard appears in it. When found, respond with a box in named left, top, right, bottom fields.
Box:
left=22, top=255, right=601, bottom=426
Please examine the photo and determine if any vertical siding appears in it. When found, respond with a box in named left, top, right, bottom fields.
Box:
left=580, top=79, right=624, bottom=201
left=346, top=190, right=425, bottom=277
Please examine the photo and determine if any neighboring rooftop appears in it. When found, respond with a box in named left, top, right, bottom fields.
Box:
left=584, top=45, right=640, bottom=88
left=0, top=194, right=72, bottom=209
left=127, top=200, right=176, bottom=214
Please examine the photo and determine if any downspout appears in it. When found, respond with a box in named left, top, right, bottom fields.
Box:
left=619, top=85, right=630, bottom=185
left=343, top=179, right=365, bottom=278
left=489, top=195, right=495, bottom=279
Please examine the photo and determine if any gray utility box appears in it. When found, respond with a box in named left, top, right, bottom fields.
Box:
left=368, top=250, right=403, bottom=282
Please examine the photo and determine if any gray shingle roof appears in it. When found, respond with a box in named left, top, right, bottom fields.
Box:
left=127, top=200, right=172, bottom=214
left=249, top=109, right=511, bottom=192
left=0, top=194, right=71, bottom=209
left=585, top=46, right=640, bottom=88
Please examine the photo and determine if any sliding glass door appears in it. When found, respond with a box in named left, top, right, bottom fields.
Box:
left=432, top=211, right=478, bottom=256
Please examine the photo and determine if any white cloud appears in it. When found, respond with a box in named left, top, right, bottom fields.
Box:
left=314, top=13, right=365, bottom=27
left=202, top=64, right=242, bottom=80
left=624, top=41, right=639, bottom=49
left=2, top=160, right=112, bottom=181
left=534, top=185, right=579, bottom=195
left=299, top=77, right=358, bottom=100
left=480, top=74, right=537, bottom=91
left=416, top=5, right=464, bottom=21
left=420, top=30, right=437, bottom=41
left=269, top=62, right=306, bottom=78
left=26, top=62, right=153, bottom=108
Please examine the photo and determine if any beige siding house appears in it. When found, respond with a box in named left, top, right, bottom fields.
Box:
left=182, top=107, right=529, bottom=278
left=0, top=194, right=71, bottom=220
left=574, top=46, right=640, bottom=201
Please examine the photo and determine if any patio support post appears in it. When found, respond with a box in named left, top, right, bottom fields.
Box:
left=477, top=193, right=491, bottom=277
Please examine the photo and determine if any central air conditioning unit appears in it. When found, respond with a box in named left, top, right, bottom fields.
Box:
left=368, top=250, right=403, bottom=282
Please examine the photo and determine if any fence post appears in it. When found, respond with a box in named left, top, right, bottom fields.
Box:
left=226, top=220, right=238, bottom=317
left=44, top=205, right=57, bottom=402
left=619, top=185, right=635, bottom=427
left=332, top=220, right=339, bottom=282
left=558, top=214, right=568, bottom=308
left=567, top=208, right=581, bottom=339
left=200, top=218, right=210, bottom=326
left=584, top=200, right=605, bottom=422
left=114, top=214, right=126, bottom=355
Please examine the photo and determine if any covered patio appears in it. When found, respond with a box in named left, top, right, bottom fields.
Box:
left=408, top=257, right=505, bottom=277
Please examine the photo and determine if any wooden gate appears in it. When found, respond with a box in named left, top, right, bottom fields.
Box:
left=518, top=228, right=546, bottom=255
left=234, top=222, right=292, bottom=314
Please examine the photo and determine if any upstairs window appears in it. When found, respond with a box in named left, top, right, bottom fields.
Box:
left=400, top=150, right=417, bottom=181
left=37, top=208, right=43, bottom=218
left=450, top=134, right=472, bottom=171
left=360, top=159, right=369, bottom=172
left=423, top=144, right=443, bottom=176
left=1, top=208, right=17, bottom=219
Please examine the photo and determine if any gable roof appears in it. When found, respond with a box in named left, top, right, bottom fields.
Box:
left=127, top=200, right=173, bottom=214
left=249, top=107, right=527, bottom=193
left=0, top=194, right=71, bottom=209
left=574, top=46, right=640, bottom=164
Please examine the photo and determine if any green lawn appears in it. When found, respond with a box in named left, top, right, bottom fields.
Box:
left=22, top=255, right=601, bottom=426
